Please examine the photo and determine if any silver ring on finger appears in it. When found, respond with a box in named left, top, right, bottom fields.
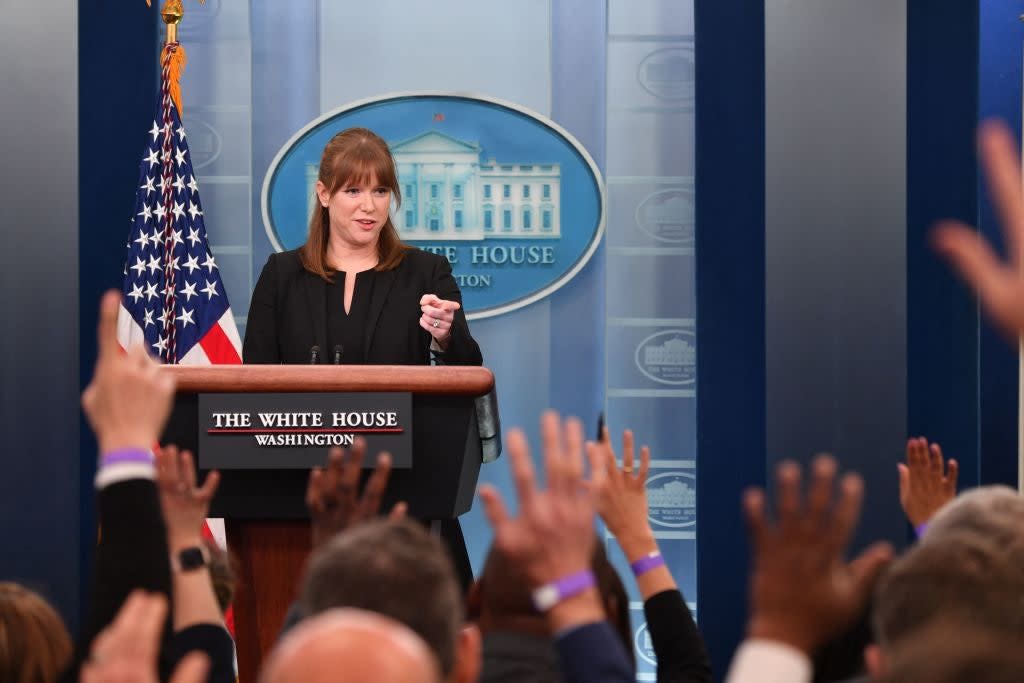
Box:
left=432, top=318, right=440, bottom=328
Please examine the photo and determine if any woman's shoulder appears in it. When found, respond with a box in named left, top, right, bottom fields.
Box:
left=262, top=248, right=305, bottom=274
left=396, top=246, right=449, bottom=271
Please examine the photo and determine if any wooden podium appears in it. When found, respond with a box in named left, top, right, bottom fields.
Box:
left=161, top=365, right=495, bottom=682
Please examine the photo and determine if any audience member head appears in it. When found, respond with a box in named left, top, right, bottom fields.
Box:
left=875, top=618, right=1024, bottom=683
left=261, top=608, right=441, bottom=683
left=870, top=530, right=1024, bottom=678
left=299, top=518, right=480, bottom=683
left=922, top=484, right=1024, bottom=546
left=0, top=583, right=72, bottom=683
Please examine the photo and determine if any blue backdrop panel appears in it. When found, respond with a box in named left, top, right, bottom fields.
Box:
left=907, top=0, right=980, bottom=496
left=695, top=0, right=766, bottom=675
left=978, top=0, right=1022, bottom=488
left=605, top=1, right=697, bottom=678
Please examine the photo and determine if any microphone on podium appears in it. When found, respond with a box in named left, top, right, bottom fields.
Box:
left=308, top=345, right=320, bottom=364
left=332, top=344, right=344, bottom=365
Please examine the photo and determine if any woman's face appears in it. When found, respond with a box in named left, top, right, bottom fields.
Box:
left=317, top=172, right=392, bottom=253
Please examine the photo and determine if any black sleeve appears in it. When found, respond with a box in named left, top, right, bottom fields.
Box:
left=554, top=622, right=635, bottom=683
left=66, top=479, right=175, bottom=681
left=243, top=253, right=281, bottom=364
left=171, top=624, right=237, bottom=683
left=430, top=254, right=483, bottom=366
left=643, top=589, right=713, bottom=683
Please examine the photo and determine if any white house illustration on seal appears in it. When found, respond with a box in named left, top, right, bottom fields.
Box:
left=305, top=130, right=562, bottom=240
left=644, top=336, right=695, bottom=367
left=391, top=131, right=561, bottom=240
left=648, top=478, right=696, bottom=511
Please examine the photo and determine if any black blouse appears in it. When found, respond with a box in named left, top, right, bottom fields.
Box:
left=325, top=269, right=377, bottom=365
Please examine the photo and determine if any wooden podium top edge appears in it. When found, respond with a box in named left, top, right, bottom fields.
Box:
left=161, top=365, right=495, bottom=396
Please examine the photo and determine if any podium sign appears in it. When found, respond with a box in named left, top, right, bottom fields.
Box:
left=197, top=391, right=413, bottom=469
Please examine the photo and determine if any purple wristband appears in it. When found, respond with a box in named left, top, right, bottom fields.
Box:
left=531, top=569, right=596, bottom=612
left=101, top=448, right=154, bottom=467
left=630, top=550, right=666, bottom=577
left=915, top=522, right=929, bottom=538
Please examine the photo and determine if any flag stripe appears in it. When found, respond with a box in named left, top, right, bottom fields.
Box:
left=200, top=316, right=243, bottom=364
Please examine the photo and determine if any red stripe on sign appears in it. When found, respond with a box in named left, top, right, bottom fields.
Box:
left=207, top=428, right=404, bottom=434
left=200, top=323, right=242, bottom=365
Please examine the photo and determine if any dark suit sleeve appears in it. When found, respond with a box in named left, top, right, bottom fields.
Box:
left=554, top=622, right=635, bottom=683
left=429, top=254, right=483, bottom=365
left=65, top=479, right=175, bottom=682
left=243, top=253, right=281, bottom=363
left=644, top=589, right=712, bottom=683
left=171, top=624, right=237, bottom=683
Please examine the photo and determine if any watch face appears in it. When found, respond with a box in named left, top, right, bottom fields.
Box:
left=179, top=546, right=206, bottom=571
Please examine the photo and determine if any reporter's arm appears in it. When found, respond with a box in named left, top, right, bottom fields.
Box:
left=593, top=431, right=712, bottom=683
left=551, top=589, right=634, bottom=683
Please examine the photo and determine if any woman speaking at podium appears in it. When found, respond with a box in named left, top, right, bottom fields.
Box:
left=242, top=127, right=482, bottom=585
left=243, top=127, right=481, bottom=367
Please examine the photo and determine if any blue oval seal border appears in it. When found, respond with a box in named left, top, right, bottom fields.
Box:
left=261, top=92, right=606, bottom=320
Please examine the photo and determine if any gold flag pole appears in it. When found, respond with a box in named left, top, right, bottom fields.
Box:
left=145, top=0, right=206, bottom=46
left=145, top=0, right=205, bottom=116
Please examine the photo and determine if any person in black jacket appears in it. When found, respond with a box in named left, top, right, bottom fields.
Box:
left=243, top=127, right=482, bottom=587
left=69, top=290, right=235, bottom=683
left=243, top=127, right=481, bottom=368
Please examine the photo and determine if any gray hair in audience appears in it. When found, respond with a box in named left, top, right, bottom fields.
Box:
left=921, top=485, right=1024, bottom=546
left=872, top=530, right=1024, bottom=651
left=878, top=618, right=1024, bottom=683
left=299, top=518, right=461, bottom=676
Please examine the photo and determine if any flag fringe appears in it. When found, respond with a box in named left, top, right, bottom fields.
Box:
left=160, top=43, right=188, bottom=117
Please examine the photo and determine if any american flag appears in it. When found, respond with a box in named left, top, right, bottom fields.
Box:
left=116, top=44, right=242, bottom=364
left=117, top=44, right=241, bottom=644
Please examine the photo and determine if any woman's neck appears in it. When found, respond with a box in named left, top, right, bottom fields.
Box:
left=326, top=239, right=378, bottom=272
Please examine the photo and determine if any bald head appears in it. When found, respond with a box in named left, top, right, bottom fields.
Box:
left=262, top=609, right=441, bottom=683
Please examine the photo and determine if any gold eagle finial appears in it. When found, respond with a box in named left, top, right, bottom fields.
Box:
left=146, top=0, right=205, bottom=42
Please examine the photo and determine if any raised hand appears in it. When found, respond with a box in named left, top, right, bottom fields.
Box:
left=419, top=293, right=461, bottom=345
left=306, top=437, right=406, bottom=550
left=898, top=437, right=958, bottom=529
left=933, top=120, right=1024, bottom=337
left=478, top=411, right=606, bottom=588
left=591, top=427, right=653, bottom=550
left=743, top=456, right=893, bottom=654
left=81, top=290, right=176, bottom=454
left=80, top=591, right=208, bottom=683
left=155, top=445, right=220, bottom=549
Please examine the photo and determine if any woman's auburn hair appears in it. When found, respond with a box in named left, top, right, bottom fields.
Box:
left=0, top=582, right=72, bottom=683
left=299, top=127, right=409, bottom=280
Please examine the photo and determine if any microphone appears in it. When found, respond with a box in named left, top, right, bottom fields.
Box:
left=309, top=345, right=320, bottom=365
left=332, top=344, right=344, bottom=365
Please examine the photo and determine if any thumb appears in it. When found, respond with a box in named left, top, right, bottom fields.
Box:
left=389, top=501, right=408, bottom=520
left=897, top=463, right=909, bottom=497
left=849, top=541, right=894, bottom=596
left=170, top=652, right=210, bottom=683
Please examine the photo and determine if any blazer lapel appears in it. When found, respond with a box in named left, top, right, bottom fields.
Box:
left=302, top=271, right=329, bottom=362
left=364, top=268, right=398, bottom=356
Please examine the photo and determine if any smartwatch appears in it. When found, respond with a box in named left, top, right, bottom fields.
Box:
left=170, top=545, right=209, bottom=573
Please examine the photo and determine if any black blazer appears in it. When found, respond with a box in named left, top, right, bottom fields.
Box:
left=243, top=248, right=482, bottom=366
